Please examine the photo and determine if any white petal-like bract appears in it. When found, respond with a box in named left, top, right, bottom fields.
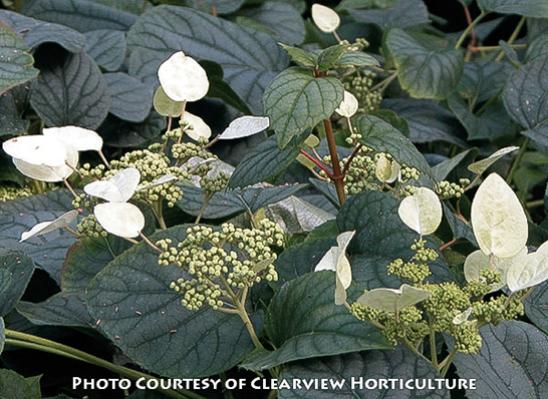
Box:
left=335, top=91, right=359, bottom=118
left=84, top=168, right=141, bottom=202
left=357, top=284, right=431, bottom=313
left=507, top=244, right=548, bottom=292
left=94, top=202, right=145, bottom=238
left=181, top=112, right=212, bottom=142
left=311, top=4, right=340, bottom=33
left=218, top=116, right=270, bottom=140
left=158, top=51, right=209, bottom=102
left=398, top=187, right=442, bottom=235
left=20, top=210, right=79, bottom=242
left=471, top=173, right=527, bottom=258
left=3, top=135, right=69, bottom=167
left=43, top=126, right=103, bottom=152
left=452, top=308, right=473, bottom=325
left=13, top=146, right=79, bottom=182
left=314, top=231, right=355, bottom=305
left=468, top=146, right=519, bottom=175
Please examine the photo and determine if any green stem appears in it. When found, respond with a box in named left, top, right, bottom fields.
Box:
left=403, top=338, right=432, bottom=366
left=194, top=193, right=211, bottom=224
left=455, top=12, right=487, bottom=49
left=496, top=16, right=526, bottom=62
left=4, top=331, right=204, bottom=399
left=429, top=327, right=439, bottom=368
left=527, top=199, right=545, bottom=209
left=439, top=349, right=457, bottom=377
left=506, top=138, right=529, bottom=184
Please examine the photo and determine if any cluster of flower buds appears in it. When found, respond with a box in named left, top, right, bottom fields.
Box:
left=436, top=179, right=471, bottom=199
left=343, top=70, right=383, bottom=113
left=0, top=185, right=32, bottom=202
left=157, top=219, right=284, bottom=311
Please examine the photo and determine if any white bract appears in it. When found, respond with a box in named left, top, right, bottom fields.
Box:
left=315, top=231, right=355, bottom=305
left=468, top=146, right=519, bottom=175
left=94, top=202, right=145, bottom=239
left=311, top=4, right=340, bottom=33
left=12, top=149, right=79, bottom=183
left=507, top=242, right=548, bottom=292
left=356, top=284, right=431, bottom=313
left=84, top=168, right=140, bottom=203
left=3, top=135, right=70, bottom=167
left=452, top=307, right=473, bottom=325
left=181, top=112, right=212, bottom=142
left=158, top=51, right=209, bottom=102
left=20, top=210, right=79, bottom=242
left=42, top=126, right=103, bottom=152
left=335, top=91, right=359, bottom=118
left=375, top=154, right=399, bottom=184
left=463, top=248, right=527, bottom=292
left=398, top=187, right=442, bottom=235
left=218, top=116, right=270, bottom=140
left=471, top=173, right=527, bottom=258
left=139, top=174, right=178, bottom=191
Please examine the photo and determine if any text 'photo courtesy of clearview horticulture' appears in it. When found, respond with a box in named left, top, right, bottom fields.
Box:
left=0, top=0, right=547, bottom=398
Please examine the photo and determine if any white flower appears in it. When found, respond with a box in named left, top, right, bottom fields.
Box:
left=158, top=51, right=209, bottom=102
left=218, top=116, right=270, bottom=140
left=335, top=91, right=359, bottom=118
left=42, top=126, right=103, bottom=152
left=311, top=4, right=340, bottom=33
left=471, top=173, right=527, bottom=258
left=84, top=167, right=141, bottom=203
left=315, top=231, right=355, bottom=305
left=356, top=284, right=431, bottom=313
left=20, top=210, right=79, bottom=242
left=398, top=187, right=442, bottom=236
left=94, top=202, right=145, bottom=239
left=181, top=112, right=212, bottom=142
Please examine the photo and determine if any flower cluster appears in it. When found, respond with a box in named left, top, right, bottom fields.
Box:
left=343, top=70, right=383, bottom=113
left=436, top=179, right=470, bottom=199
left=0, top=185, right=33, bottom=202
left=157, top=219, right=284, bottom=311
left=387, top=239, right=437, bottom=283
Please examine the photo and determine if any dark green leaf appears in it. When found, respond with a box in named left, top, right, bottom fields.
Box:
left=279, top=347, right=449, bottom=398
left=448, top=95, right=516, bottom=141
left=264, top=67, right=344, bottom=148
left=17, top=292, right=93, bottom=328
left=0, top=251, right=34, bottom=317
left=0, top=25, right=38, bottom=96
left=478, top=0, right=548, bottom=17
left=316, top=44, right=349, bottom=71
left=337, top=191, right=453, bottom=289
left=101, top=111, right=165, bottom=148
left=23, top=0, right=137, bottom=32
left=127, top=6, right=288, bottom=114
left=274, top=238, right=336, bottom=283
left=356, top=115, right=435, bottom=185
left=443, top=204, right=477, bottom=245
left=504, top=55, right=548, bottom=148
left=0, top=93, right=28, bottom=137
left=84, top=29, right=127, bottom=71
left=279, top=44, right=317, bottom=68
left=237, top=2, right=305, bottom=45
left=186, top=0, right=244, bottom=15
left=0, top=369, right=41, bottom=399
left=383, top=99, right=467, bottom=147
left=525, top=282, right=548, bottom=334
left=336, top=51, right=380, bottom=68
left=348, top=0, right=429, bottom=30
left=432, top=149, right=476, bottom=182
left=229, top=137, right=301, bottom=188
left=104, top=72, right=152, bottom=123
left=62, top=236, right=130, bottom=292
left=458, top=61, right=510, bottom=105
left=0, top=191, right=76, bottom=283
left=199, top=60, right=251, bottom=114
left=386, top=29, right=463, bottom=100
left=241, top=272, right=389, bottom=371
left=309, top=178, right=340, bottom=208
left=527, top=34, right=548, bottom=62
left=30, top=51, right=110, bottom=129
left=0, top=10, right=85, bottom=52
left=86, top=225, right=254, bottom=378
left=177, top=184, right=306, bottom=220
left=453, top=321, right=548, bottom=398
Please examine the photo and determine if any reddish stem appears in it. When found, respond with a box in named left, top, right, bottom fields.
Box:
left=299, top=149, right=333, bottom=178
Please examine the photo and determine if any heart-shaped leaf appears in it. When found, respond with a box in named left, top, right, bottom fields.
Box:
left=0, top=25, right=38, bottom=96
left=0, top=250, right=34, bottom=317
